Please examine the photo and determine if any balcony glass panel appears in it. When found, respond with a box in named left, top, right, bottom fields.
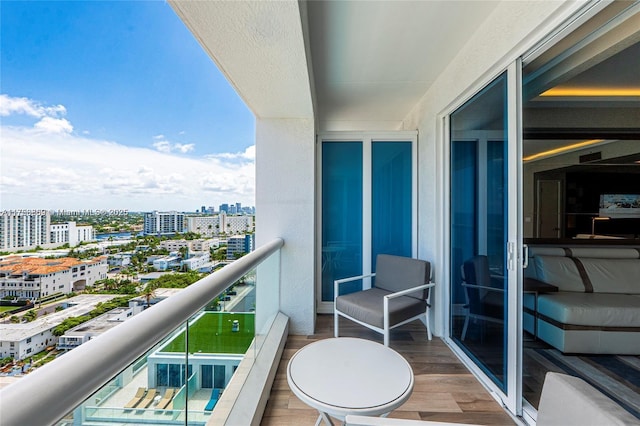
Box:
left=53, top=260, right=274, bottom=425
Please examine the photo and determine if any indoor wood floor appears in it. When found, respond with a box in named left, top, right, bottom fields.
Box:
left=261, top=315, right=516, bottom=425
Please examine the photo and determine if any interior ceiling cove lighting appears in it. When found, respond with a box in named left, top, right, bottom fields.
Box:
left=540, top=87, right=640, bottom=97
left=523, top=139, right=606, bottom=162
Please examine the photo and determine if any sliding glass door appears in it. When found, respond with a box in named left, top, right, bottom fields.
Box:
left=448, top=63, right=522, bottom=413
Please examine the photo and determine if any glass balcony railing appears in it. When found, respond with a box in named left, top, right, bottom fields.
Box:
left=0, top=238, right=283, bottom=426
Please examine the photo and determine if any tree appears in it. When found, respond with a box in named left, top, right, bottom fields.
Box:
left=23, top=310, right=37, bottom=322
left=141, top=283, right=157, bottom=309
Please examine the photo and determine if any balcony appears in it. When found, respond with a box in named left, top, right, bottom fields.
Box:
left=262, top=315, right=514, bottom=425
left=0, top=238, right=516, bottom=426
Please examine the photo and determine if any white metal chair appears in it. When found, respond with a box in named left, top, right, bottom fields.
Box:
left=334, top=254, right=433, bottom=346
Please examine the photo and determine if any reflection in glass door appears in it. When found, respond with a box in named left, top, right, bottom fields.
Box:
left=450, top=73, right=509, bottom=392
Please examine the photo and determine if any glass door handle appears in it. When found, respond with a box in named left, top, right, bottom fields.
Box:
left=507, top=241, right=516, bottom=271
left=522, top=244, right=529, bottom=269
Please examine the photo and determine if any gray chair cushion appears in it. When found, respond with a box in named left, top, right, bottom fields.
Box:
left=375, top=254, right=430, bottom=299
left=336, top=287, right=428, bottom=328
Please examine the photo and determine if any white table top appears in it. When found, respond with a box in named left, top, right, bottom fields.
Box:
left=287, top=337, right=414, bottom=417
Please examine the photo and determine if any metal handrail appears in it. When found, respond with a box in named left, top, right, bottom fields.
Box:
left=0, top=238, right=284, bottom=426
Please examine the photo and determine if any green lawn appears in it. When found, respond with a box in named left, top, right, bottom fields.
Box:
left=163, top=312, right=255, bottom=354
left=0, top=306, right=20, bottom=314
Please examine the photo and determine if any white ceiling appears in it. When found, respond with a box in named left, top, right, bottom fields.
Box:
left=306, top=1, right=500, bottom=130
left=170, top=0, right=638, bottom=160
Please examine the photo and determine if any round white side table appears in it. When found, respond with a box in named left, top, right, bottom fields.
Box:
left=287, top=337, right=414, bottom=425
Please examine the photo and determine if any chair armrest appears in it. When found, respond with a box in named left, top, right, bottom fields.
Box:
left=384, top=282, right=435, bottom=299
left=334, top=273, right=376, bottom=286
left=461, top=283, right=504, bottom=293
left=334, top=273, right=376, bottom=301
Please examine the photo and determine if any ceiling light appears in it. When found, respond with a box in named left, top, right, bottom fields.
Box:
left=523, top=139, right=605, bottom=162
left=540, top=87, right=640, bottom=97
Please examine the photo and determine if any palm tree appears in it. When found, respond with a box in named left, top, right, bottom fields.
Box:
left=178, top=246, right=188, bottom=260
left=141, top=283, right=157, bottom=309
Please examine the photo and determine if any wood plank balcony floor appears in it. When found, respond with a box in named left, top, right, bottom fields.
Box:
left=261, top=314, right=516, bottom=425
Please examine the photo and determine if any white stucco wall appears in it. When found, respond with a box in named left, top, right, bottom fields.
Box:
left=255, top=118, right=316, bottom=335
left=403, top=0, right=585, bottom=337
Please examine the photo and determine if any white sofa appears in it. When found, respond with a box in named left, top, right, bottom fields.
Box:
left=526, top=247, right=640, bottom=354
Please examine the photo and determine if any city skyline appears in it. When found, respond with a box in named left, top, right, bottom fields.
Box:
left=0, top=1, right=255, bottom=211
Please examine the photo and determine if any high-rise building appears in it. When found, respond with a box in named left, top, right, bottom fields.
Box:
left=219, top=204, right=229, bottom=214
left=186, top=216, right=222, bottom=237
left=143, top=211, right=186, bottom=236
left=0, top=210, right=50, bottom=251
left=225, top=215, right=254, bottom=235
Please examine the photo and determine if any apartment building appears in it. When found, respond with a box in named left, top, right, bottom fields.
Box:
left=180, top=252, right=211, bottom=271
left=0, top=255, right=108, bottom=299
left=143, top=211, right=186, bottom=236
left=225, top=215, right=254, bottom=235
left=50, top=221, right=96, bottom=247
left=0, top=212, right=96, bottom=252
left=187, top=214, right=253, bottom=237
left=159, top=238, right=215, bottom=253
left=226, top=234, right=254, bottom=260
left=0, top=210, right=50, bottom=251
left=186, top=215, right=221, bottom=237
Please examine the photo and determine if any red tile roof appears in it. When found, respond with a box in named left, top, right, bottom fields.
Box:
left=0, top=256, right=105, bottom=276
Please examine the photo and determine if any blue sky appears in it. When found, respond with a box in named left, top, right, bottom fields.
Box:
left=0, top=1, right=255, bottom=211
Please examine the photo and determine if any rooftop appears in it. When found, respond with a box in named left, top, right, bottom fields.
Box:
left=62, top=308, right=132, bottom=336
left=0, top=256, right=106, bottom=276
left=1, top=294, right=122, bottom=341
left=161, top=312, right=255, bottom=354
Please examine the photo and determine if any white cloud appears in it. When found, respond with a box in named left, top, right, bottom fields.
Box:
left=34, top=117, right=74, bottom=134
left=152, top=140, right=172, bottom=153
left=0, top=94, right=66, bottom=118
left=0, top=125, right=255, bottom=211
left=152, top=136, right=195, bottom=154
left=208, top=145, right=255, bottom=161
left=175, top=143, right=195, bottom=153
left=0, top=94, right=254, bottom=210
left=1, top=94, right=72, bottom=134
